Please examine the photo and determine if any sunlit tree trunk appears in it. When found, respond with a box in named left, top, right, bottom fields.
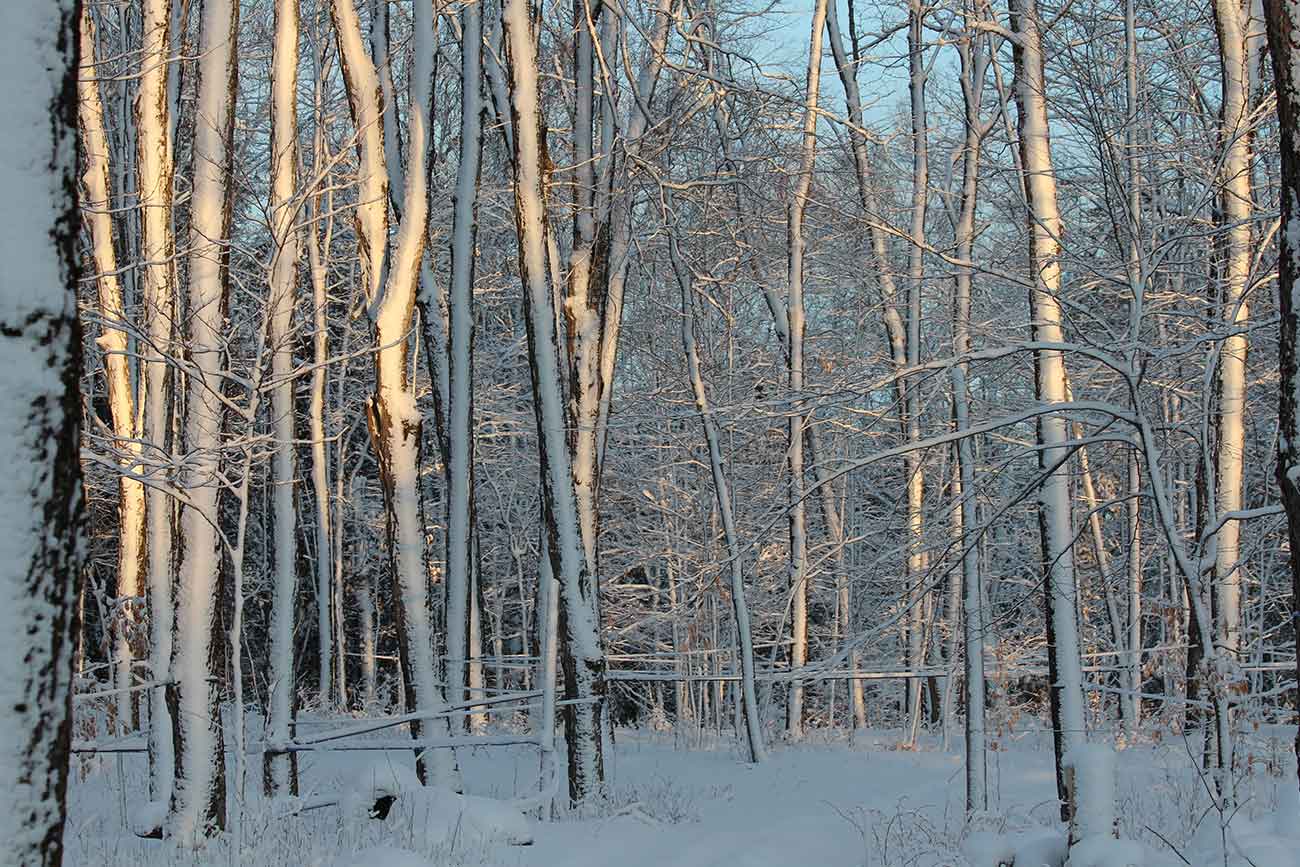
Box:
left=306, top=40, right=336, bottom=712
left=332, top=0, right=460, bottom=788
left=784, top=0, right=829, bottom=741
left=904, top=1, right=931, bottom=744
left=502, top=0, right=607, bottom=801
left=0, top=5, right=82, bottom=864
left=77, top=6, right=146, bottom=732
left=168, top=0, right=238, bottom=843
left=1210, top=0, right=1253, bottom=721
left=951, top=5, right=991, bottom=811
left=446, top=0, right=485, bottom=726
left=1008, top=0, right=1087, bottom=822
left=264, top=0, right=301, bottom=798
left=136, top=0, right=177, bottom=807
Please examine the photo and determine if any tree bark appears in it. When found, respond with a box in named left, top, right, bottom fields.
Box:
left=1008, top=0, right=1087, bottom=822
left=445, top=0, right=486, bottom=726
left=168, top=0, right=238, bottom=843
left=668, top=203, right=766, bottom=762
left=332, top=0, right=461, bottom=789
left=784, top=0, right=829, bottom=742
left=1262, top=0, right=1300, bottom=805
left=77, top=6, right=147, bottom=732
left=136, top=0, right=177, bottom=807
left=0, top=5, right=82, bottom=864
left=502, top=0, right=607, bottom=802
left=264, top=0, right=301, bottom=798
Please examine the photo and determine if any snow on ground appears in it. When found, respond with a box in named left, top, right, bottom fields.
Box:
left=64, top=724, right=1300, bottom=866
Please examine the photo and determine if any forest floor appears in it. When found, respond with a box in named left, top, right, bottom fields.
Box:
left=64, top=721, right=1300, bottom=866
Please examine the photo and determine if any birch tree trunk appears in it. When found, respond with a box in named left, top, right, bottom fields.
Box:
left=445, top=0, right=486, bottom=725
left=332, top=0, right=460, bottom=788
left=168, top=0, right=238, bottom=843
left=1263, top=0, right=1300, bottom=802
left=1008, top=0, right=1087, bottom=822
left=502, top=0, right=607, bottom=802
left=784, top=0, right=829, bottom=742
left=904, top=1, right=930, bottom=743
left=0, top=5, right=82, bottom=864
left=951, top=6, right=992, bottom=811
left=136, top=0, right=177, bottom=807
left=77, top=6, right=147, bottom=731
left=307, top=41, right=335, bottom=712
left=264, top=0, right=301, bottom=798
left=566, top=0, right=606, bottom=591
left=1211, top=0, right=1253, bottom=702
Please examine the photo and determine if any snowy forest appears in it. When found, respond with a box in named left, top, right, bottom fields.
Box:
left=10, top=0, right=1300, bottom=864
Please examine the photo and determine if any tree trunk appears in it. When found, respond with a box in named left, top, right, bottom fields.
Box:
left=168, top=0, right=238, bottom=843
left=0, top=5, right=82, bottom=864
left=77, top=6, right=147, bottom=732
left=824, top=0, right=908, bottom=730
left=264, top=0, right=300, bottom=798
left=136, top=0, right=177, bottom=807
left=785, top=0, right=829, bottom=742
left=306, top=47, right=335, bottom=711
left=445, top=0, right=485, bottom=726
left=333, top=0, right=461, bottom=789
left=1209, top=1, right=1254, bottom=795
left=1262, top=0, right=1300, bottom=806
left=904, top=1, right=930, bottom=744
left=1008, top=0, right=1087, bottom=822
left=951, top=6, right=991, bottom=811
left=502, top=0, right=607, bottom=802
left=668, top=202, right=766, bottom=762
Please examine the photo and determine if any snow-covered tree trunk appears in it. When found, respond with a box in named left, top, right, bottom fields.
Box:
left=264, top=0, right=300, bottom=798
left=332, top=0, right=460, bottom=788
left=167, top=0, right=238, bottom=843
left=668, top=204, right=766, bottom=763
left=1263, top=0, right=1300, bottom=804
left=136, top=0, right=177, bottom=806
left=1121, top=0, right=1143, bottom=745
left=951, top=7, right=991, bottom=811
left=445, top=0, right=485, bottom=725
left=306, top=44, right=335, bottom=712
left=0, top=5, right=82, bottom=864
left=1210, top=0, right=1253, bottom=708
left=77, top=6, right=146, bottom=731
left=502, top=0, right=607, bottom=802
left=904, top=1, right=930, bottom=742
left=368, top=0, right=405, bottom=220
left=565, top=0, right=605, bottom=592
left=1124, top=446, right=1142, bottom=741
left=784, top=0, right=828, bottom=742
left=1008, top=0, right=1088, bottom=821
